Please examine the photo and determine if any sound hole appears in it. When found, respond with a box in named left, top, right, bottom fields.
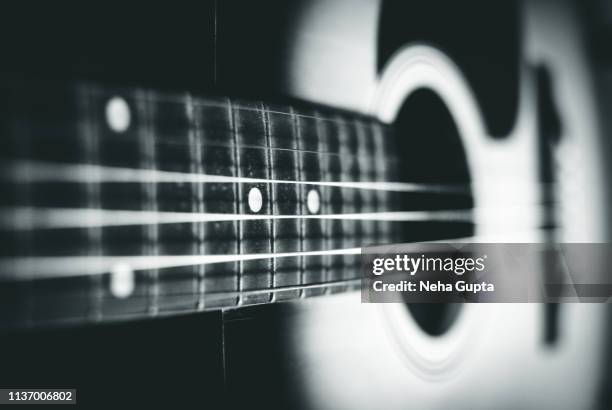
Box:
left=394, top=88, right=474, bottom=336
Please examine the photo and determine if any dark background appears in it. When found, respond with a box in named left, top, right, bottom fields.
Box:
left=1, top=1, right=611, bottom=408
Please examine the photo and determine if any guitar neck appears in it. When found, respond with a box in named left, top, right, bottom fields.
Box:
left=0, top=81, right=473, bottom=327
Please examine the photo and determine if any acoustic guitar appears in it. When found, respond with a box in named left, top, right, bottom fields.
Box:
left=0, top=1, right=610, bottom=408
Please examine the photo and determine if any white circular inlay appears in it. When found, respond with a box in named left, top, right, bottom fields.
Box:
left=307, top=189, right=320, bottom=214
left=248, top=187, right=263, bottom=213
left=105, top=96, right=131, bottom=133
left=110, top=263, right=135, bottom=299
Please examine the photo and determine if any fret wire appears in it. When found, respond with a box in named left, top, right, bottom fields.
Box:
left=81, top=85, right=103, bottom=321
left=188, top=94, right=206, bottom=311
left=269, top=105, right=301, bottom=301
left=139, top=90, right=157, bottom=315
left=338, top=114, right=354, bottom=293
left=293, top=107, right=306, bottom=298
left=316, top=110, right=332, bottom=294
left=302, top=109, right=324, bottom=297
left=262, top=102, right=276, bottom=302
left=352, top=119, right=372, bottom=291
left=229, top=98, right=242, bottom=307
left=371, top=121, right=385, bottom=243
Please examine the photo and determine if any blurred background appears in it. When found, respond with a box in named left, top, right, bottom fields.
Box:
left=1, top=1, right=612, bottom=408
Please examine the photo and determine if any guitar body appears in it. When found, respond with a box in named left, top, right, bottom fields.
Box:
left=238, top=1, right=612, bottom=408
left=1, top=1, right=611, bottom=409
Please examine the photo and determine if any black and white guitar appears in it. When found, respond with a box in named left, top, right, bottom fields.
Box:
left=1, top=1, right=611, bottom=409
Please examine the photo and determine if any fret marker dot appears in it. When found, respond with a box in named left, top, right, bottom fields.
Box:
left=110, top=263, right=135, bottom=299
left=307, top=189, right=320, bottom=214
left=105, top=96, right=131, bottom=133
left=248, top=187, right=263, bottom=213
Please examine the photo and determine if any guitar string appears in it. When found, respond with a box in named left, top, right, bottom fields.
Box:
left=0, top=227, right=558, bottom=280
left=1, top=160, right=560, bottom=194
left=47, top=279, right=363, bottom=301
left=86, top=85, right=374, bottom=126
left=0, top=247, right=363, bottom=279
left=0, top=206, right=549, bottom=230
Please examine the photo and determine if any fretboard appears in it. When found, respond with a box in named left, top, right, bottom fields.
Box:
left=0, top=81, right=473, bottom=328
